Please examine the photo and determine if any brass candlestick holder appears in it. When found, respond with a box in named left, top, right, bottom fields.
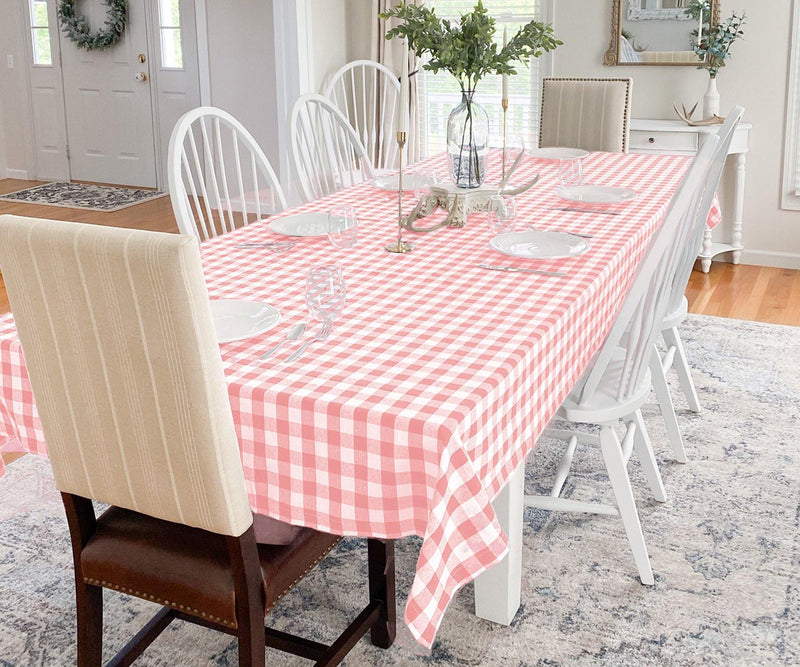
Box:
left=501, top=97, right=509, bottom=184
left=385, top=131, right=414, bottom=254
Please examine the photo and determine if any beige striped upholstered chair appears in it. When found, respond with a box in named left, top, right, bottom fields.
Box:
left=0, top=215, right=395, bottom=667
left=539, top=77, right=633, bottom=153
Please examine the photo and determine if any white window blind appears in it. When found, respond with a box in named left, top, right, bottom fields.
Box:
left=417, top=0, right=553, bottom=158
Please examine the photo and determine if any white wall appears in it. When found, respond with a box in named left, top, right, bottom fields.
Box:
left=554, top=0, right=800, bottom=268
left=0, top=0, right=35, bottom=179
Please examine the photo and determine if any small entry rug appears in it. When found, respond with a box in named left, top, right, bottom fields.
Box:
left=0, top=182, right=167, bottom=212
left=1, top=314, right=799, bottom=665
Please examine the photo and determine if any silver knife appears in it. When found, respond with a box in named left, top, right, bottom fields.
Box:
left=479, top=264, right=567, bottom=277
left=525, top=223, right=593, bottom=239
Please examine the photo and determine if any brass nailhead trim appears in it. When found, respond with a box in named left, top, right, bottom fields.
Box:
left=83, top=577, right=234, bottom=627
left=266, top=538, right=342, bottom=612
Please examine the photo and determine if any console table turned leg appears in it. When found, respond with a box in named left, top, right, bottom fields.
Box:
left=701, top=228, right=713, bottom=273
left=732, top=152, right=747, bottom=265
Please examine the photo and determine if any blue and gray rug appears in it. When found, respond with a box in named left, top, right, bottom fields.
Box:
left=1, top=314, right=798, bottom=665
left=0, top=182, right=166, bottom=212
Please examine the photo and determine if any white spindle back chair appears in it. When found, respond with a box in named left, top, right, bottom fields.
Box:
left=289, top=93, right=376, bottom=203
left=525, top=134, right=721, bottom=586
left=653, top=107, right=745, bottom=455
left=168, top=106, right=287, bottom=241
left=324, top=60, right=401, bottom=172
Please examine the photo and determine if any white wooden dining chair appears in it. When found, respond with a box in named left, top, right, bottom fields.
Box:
left=539, top=77, right=633, bottom=153
left=324, top=60, right=401, bottom=173
left=524, top=134, right=720, bottom=586
left=289, top=93, right=377, bottom=202
left=652, top=107, right=746, bottom=462
left=168, top=106, right=287, bottom=241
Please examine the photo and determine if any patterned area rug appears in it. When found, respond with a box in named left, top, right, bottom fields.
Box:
left=1, top=314, right=798, bottom=665
left=0, top=182, right=166, bottom=212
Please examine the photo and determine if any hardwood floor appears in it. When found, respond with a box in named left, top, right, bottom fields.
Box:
left=0, top=179, right=798, bottom=328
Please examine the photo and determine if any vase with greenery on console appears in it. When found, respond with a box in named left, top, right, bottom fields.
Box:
left=687, top=0, right=746, bottom=118
left=380, top=1, right=560, bottom=188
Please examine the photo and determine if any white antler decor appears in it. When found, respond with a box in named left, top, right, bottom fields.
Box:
left=673, top=102, right=724, bottom=127
left=401, top=154, right=539, bottom=232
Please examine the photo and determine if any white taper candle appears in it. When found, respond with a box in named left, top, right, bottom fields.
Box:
left=399, top=38, right=409, bottom=134
left=698, top=8, right=703, bottom=45
left=502, top=26, right=509, bottom=99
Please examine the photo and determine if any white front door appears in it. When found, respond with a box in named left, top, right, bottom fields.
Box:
left=59, top=0, right=157, bottom=187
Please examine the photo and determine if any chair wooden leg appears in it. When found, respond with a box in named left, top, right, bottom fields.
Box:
left=367, top=538, right=396, bottom=649
left=650, top=348, right=688, bottom=463
left=76, top=580, right=103, bottom=667
left=662, top=326, right=701, bottom=413
left=227, top=528, right=266, bottom=667
left=599, top=424, right=654, bottom=586
left=629, top=410, right=667, bottom=502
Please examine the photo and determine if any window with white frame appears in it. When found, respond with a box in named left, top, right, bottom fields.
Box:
left=417, top=0, right=554, bottom=158
left=158, top=0, right=184, bottom=69
left=28, top=0, right=52, bottom=66
left=783, top=0, right=800, bottom=210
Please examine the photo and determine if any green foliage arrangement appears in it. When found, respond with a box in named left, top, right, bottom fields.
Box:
left=379, top=1, right=561, bottom=93
left=686, top=0, right=746, bottom=79
left=58, top=0, right=127, bottom=51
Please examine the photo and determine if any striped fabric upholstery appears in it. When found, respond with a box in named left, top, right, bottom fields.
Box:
left=539, top=77, right=633, bottom=153
left=0, top=215, right=253, bottom=537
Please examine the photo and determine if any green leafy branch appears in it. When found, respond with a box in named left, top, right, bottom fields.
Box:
left=686, top=0, right=746, bottom=79
left=380, top=1, right=561, bottom=92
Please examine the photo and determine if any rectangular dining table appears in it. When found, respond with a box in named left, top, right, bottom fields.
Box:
left=0, top=150, right=718, bottom=648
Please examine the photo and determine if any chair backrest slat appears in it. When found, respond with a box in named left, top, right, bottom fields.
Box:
left=577, top=133, right=721, bottom=404
left=666, top=106, right=745, bottom=316
left=168, top=106, right=287, bottom=240
left=289, top=93, right=376, bottom=202
left=0, top=216, right=254, bottom=536
left=324, top=60, right=401, bottom=172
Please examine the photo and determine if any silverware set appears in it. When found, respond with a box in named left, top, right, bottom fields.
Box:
left=261, top=321, right=334, bottom=362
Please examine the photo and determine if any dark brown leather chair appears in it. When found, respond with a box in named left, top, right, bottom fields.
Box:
left=0, top=216, right=395, bottom=666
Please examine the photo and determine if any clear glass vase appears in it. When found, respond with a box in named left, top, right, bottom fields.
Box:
left=447, top=91, right=489, bottom=189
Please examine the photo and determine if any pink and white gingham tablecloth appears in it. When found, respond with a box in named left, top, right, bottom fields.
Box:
left=0, top=151, right=719, bottom=647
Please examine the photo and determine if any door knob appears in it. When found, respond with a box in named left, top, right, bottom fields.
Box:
left=138, top=53, right=146, bottom=63
left=135, top=72, right=148, bottom=82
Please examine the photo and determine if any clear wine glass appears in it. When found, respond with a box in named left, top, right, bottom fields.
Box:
left=328, top=206, right=358, bottom=249
left=558, top=158, right=584, bottom=189
left=305, top=264, right=346, bottom=324
left=487, top=194, right=518, bottom=235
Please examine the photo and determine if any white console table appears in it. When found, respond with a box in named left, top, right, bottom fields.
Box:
left=629, top=118, right=752, bottom=272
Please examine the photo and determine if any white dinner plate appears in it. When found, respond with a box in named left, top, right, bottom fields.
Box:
left=269, top=212, right=335, bottom=237
left=371, top=172, right=439, bottom=192
left=489, top=230, right=590, bottom=260
left=210, top=300, right=280, bottom=344
left=527, top=147, right=589, bottom=161
left=557, top=185, right=638, bottom=206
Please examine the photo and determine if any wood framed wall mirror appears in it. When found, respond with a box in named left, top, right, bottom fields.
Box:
left=605, top=0, right=720, bottom=66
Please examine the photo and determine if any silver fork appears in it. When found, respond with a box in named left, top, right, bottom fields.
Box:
left=286, top=321, right=333, bottom=362
left=525, top=223, right=593, bottom=239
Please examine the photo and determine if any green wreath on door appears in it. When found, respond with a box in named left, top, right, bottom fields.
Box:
left=58, top=0, right=127, bottom=51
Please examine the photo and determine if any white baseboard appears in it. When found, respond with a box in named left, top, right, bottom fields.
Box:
left=739, top=249, right=800, bottom=270
left=5, top=168, right=30, bottom=181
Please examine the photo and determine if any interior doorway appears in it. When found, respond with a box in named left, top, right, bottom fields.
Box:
left=22, top=0, right=202, bottom=188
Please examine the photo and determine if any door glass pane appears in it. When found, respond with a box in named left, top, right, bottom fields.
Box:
left=160, top=27, right=183, bottom=69
left=32, top=28, right=52, bottom=65
left=31, top=0, right=49, bottom=27
left=159, top=0, right=180, bottom=27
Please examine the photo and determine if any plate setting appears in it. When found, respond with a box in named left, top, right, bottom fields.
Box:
left=269, top=212, right=340, bottom=237
left=557, top=185, right=638, bottom=206
left=210, top=300, right=280, bottom=344
left=527, top=147, right=589, bottom=161
left=489, top=230, right=590, bottom=260
left=371, top=172, right=438, bottom=192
